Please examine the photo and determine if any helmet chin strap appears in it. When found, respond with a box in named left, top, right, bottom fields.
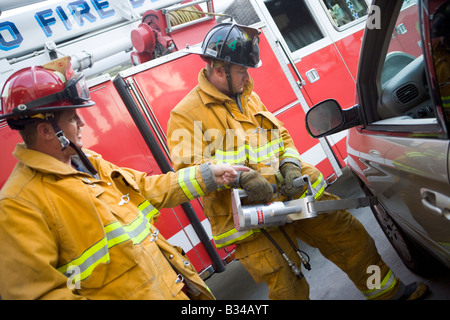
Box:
left=224, top=64, right=235, bottom=96
left=223, top=65, right=243, bottom=113
left=67, top=140, right=99, bottom=177
left=47, top=117, right=98, bottom=176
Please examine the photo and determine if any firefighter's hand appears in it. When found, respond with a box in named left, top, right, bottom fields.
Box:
left=211, top=164, right=250, bottom=186
left=279, top=163, right=303, bottom=197
left=239, top=170, right=274, bottom=204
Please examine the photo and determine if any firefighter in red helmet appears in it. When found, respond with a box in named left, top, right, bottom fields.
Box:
left=167, top=23, right=428, bottom=300
left=0, top=56, right=247, bottom=300
left=0, top=57, right=98, bottom=175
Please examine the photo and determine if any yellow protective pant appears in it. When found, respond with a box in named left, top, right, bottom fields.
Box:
left=236, top=192, right=400, bottom=300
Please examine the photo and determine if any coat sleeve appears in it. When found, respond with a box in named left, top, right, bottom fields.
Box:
left=118, top=162, right=218, bottom=211
left=0, top=197, right=85, bottom=300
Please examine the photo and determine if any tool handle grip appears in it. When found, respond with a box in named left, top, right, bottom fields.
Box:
left=270, top=205, right=302, bottom=216
left=292, top=177, right=306, bottom=188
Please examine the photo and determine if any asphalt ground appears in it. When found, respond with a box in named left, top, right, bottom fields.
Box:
left=205, top=168, right=450, bottom=300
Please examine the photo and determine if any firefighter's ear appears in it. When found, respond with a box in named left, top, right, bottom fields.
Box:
left=36, top=121, right=54, bottom=141
left=214, top=66, right=226, bottom=78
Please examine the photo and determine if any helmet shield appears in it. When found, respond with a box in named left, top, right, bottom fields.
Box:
left=18, top=73, right=92, bottom=115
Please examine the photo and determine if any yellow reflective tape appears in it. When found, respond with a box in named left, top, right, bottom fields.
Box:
left=107, top=233, right=130, bottom=247
left=215, top=144, right=247, bottom=164
left=177, top=167, right=194, bottom=200
left=57, top=236, right=109, bottom=275
left=79, top=251, right=110, bottom=282
left=124, top=213, right=145, bottom=233
left=214, top=137, right=284, bottom=165
left=123, top=212, right=151, bottom=244
left=133, top=227, right=152, bottom=245
left=281, top=147, right=302, bottom=161
left=105, top=221, right=131, bottom=247
left=58, top=205, right=159, bottom=281
left=189, top=165, right=205, bottom=198
left=139, top=201, right=159, bottom=223
left=362, top=269, right=397, bottom=300
left=298, top=173, right=325, bottom=200
left=441, top=95, right=449, bottom=107
left=312, top=174, right=326, bottom=200
left=177, top=166, right=204, bottom=200
left=212, top=228, right=261, bottom=248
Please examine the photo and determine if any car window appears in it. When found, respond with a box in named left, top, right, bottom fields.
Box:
left=264, top=0, right=325, bottom=52
left=374, top=0, right=442, bottom=128
left=320, top=0, right=369, bottom=30
left=380, top=0, right=422, bottom=87
left=430, top=1, right=450, bottom=125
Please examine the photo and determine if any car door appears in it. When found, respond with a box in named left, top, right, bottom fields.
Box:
left=350, top=0, right=450, bottom=266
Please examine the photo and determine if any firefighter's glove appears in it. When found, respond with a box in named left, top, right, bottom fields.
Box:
left=279, top=163, right=303, bottom=197
left=239, top=170, right=274, bottom=204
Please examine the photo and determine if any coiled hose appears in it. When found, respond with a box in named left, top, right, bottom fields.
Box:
left=169, top=6, right=203, bottom=26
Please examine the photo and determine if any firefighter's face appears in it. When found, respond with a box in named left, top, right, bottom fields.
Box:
left=57, top=109, right=85, bottom=150
left=229, top=64, right=250, bottom=94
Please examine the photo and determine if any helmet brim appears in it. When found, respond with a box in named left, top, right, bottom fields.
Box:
left=185, top=44, right=262, bottom=68
left=0, top=100, right=95, bottom=120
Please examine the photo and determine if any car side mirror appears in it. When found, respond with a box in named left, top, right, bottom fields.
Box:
left=305, top=99, right=361, bottom=138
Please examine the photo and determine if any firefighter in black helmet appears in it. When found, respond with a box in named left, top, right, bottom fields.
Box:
left=168, top=22, right=429, bottom=300
left=187, top=22, right=261, bottom=96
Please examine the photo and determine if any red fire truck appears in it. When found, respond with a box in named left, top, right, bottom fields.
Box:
left=0, top=0, right=372, bottom=278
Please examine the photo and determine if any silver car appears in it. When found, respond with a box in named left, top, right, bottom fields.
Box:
left=306, top=0, right=450, bottom=275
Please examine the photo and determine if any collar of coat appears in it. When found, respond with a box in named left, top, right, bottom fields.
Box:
left=13, top=142, right=98, bottom=176
left=196, top=68, right=255, bottom=107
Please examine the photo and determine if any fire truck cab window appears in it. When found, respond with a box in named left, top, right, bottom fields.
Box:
left=264, top=0, right=325, bottom=52
left=321, top=0, right=368, bottom=28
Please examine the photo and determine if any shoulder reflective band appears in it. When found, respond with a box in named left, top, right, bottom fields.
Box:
left=57, top=200, right=159, bottom=284
left=214, top=137, right=284, bottom=165
left=177, top=166, right=205, bottom=200
left=362, top=269, right=398, bottom=300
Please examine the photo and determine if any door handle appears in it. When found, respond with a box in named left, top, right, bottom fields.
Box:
left=420, top=188, right=450, bottom=220
left=305, top=69, right=320, bottom=83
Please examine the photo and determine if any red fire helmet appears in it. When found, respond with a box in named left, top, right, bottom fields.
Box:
left=0, top=56, right=95, bottom=123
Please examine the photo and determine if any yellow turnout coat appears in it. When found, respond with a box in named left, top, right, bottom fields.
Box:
left=0, top=143, right=216, bottom=300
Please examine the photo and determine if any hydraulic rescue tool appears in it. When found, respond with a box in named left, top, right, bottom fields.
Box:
left=231, top=175, right=377, bottom=278
left=231, top=175, right=377, bottom=231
